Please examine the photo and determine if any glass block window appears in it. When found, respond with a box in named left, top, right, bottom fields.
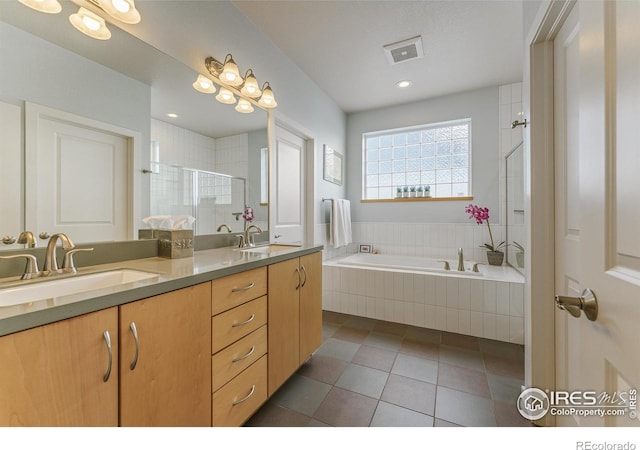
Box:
left=363, top=119, right=471, bottom=199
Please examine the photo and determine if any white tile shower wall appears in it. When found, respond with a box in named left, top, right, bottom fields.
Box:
left=322, top=264, right=524, bottom=345
left=214, top=133, right=248, bottom=179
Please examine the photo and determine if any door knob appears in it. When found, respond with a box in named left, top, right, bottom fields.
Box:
left=555, top=288, right=598, bottom=322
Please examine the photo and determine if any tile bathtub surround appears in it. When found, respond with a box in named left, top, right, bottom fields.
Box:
left=246, top=311, right=531, bottom=427
left=322, top=263, right=524, bottom=345
left=316, top=221, right=507, bottom=266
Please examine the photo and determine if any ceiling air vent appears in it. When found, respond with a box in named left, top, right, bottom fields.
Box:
left=383, top=36, right=424, bottom=65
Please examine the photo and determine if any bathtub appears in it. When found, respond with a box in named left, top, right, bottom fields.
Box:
left=323, top=253, right=524, bottom=344
left=336, top=253, right=481, bottom=277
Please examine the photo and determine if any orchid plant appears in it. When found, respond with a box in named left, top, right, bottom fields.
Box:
left=242, top=206, right=254, bottom=223
left=465, top=204, right=506, bottom=252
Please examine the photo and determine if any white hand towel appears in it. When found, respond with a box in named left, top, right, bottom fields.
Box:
left=330, top=199, right=352, bottom=249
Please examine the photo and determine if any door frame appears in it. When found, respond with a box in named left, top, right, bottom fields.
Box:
left=267, top=110, right=317, bottom=244
left=525, top=0, right=576, bottom=426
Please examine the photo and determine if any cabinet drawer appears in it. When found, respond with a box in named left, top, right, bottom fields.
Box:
left=212, top=267, right=267, bottom=315
left=212, top=296, right=267, bottom=353
left=212, top=355, right=267, bottom=427
left=212, top=325, right=267, bottom=392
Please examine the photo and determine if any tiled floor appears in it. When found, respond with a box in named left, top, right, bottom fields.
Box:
left=246, top=311, right=533, bottom=427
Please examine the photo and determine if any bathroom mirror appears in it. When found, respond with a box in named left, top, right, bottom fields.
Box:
left=0, top=2, right=268, bottom=248
left=505, top=141, right=525, bottom=274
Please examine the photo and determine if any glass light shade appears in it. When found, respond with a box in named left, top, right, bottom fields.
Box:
left=192, top=74, right=216, bottom=94
left=99, top=0, right=141, bottom=24
left=240, top=72, right=262, bottom=98
left=18, top=0, right=62, bottom=13
left=215, top=87, right=236, bottom=105
left=235, top=99, right=254, bottom=114
left=257, top=84, right=277, bottom=108
left=69, top=7, right=111, bottom=40
left=220, top=55, right=243, bottom=87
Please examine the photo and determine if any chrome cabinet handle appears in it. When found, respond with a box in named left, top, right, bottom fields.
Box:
left=102, top=330, right=112, bottom=382
left=555, top=288, right=598, bottom=322
left=232, top=314, right=255, bottom=328
left=232, top=345, right=255, bottom=363
left=232, top=385, right=256, bottom=406
left=300, top=265, right=308, bottom=287
left=231, top=282, right=255, bottom=292
left=129, top=322, right=139, bottom=370
left=295, top=267, right=301, bottom=290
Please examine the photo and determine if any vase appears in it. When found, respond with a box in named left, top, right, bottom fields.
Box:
left=486, top=251, right=504, bottom=266
left=516, top=251, right=524, bottom=268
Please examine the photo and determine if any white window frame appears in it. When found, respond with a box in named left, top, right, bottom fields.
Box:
left=361, top=118, right=472, bottom=200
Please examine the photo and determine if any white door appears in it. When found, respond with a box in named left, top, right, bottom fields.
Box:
left=269, top=125, right=305, bottom=244
left=553, top=0, right=640, bottom=426
left=26, top=104, right=131, bottom=243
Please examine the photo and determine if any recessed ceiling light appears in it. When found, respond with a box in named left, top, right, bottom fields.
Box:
left=167, top=113, right=178, bottom=118
left=396, top=80, right=412, bottom=88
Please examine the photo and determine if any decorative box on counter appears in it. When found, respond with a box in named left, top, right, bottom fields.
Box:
left=140, top=215, right=195, bottom=258
left=156, top=229, right=194, bottom=259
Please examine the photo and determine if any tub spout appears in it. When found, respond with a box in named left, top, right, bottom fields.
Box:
left=457, top=248, right=465, bottom=271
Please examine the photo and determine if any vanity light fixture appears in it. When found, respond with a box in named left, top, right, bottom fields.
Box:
left=18, top=0, right=62, bottom=14
left=235, top=98, right=254, bottom=114
left=203, top=55, right=278, bottom=111
left=216, top=87, right=236, bottom=105
left=17, top=0, right=143, bottom=40
left=257, top=82, right=277, bottom=108
left=69, top=7, right=111, bottom=40
left=240, top=70, right=262, bottom=98
left=98, top=0, right=141, bottom=24
left=219, top=54, right=243, bottom=87
left=192, top=74, right=216, bottom=94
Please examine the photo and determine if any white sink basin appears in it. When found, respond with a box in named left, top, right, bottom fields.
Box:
left=0, top=269, right=160, bottom=307
left=240, top=244, right=301, bottom=254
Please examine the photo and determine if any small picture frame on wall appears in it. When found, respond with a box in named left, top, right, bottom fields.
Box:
left=359, top=244, right=372, bottom=253
left=323, top=145, right=343, bottom=185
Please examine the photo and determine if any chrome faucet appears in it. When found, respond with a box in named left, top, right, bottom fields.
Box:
left=43, top=233, right=75, bottom=275
left=216, top=224, right=232, bottom=233
left=243, top=224, right=263, bottom=248
left=457, top=248, right=465, bottom=271
left=17, top=231, right=37, bottom=248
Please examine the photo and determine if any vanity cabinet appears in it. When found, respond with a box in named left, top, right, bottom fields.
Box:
left=211, top=267, right=268, bottom=426
left=119, top=282, right=211, bottom=426
left=268, top=251, right=322, bottom=395
left=0, top=282, right=211, bottom=427
left=0, top=307, right=119, bottom=426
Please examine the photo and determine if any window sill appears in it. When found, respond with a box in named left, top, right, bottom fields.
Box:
left=361, top=196, right=473, bottom=203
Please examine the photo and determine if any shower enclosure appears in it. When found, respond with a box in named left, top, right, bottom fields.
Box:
left=505, top=141, right=525, bottom=274
left=149, top=162, right=247, bottom=236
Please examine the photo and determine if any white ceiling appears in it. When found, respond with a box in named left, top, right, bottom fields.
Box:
left=2, top=0, right=524, bottom=136
left=233, top=0, right=524, bottom=113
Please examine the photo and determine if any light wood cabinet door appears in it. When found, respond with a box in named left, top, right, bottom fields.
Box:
left=0, top=308, right=118, bottom=426
left=267, top=257, right=300, bottom=396
left=299, top=251, right=323, bottom=363
left=119, top=282, right=212, bottom=426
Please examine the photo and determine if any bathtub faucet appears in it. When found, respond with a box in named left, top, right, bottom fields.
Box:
left=457, top=248, right=465, bottom=271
